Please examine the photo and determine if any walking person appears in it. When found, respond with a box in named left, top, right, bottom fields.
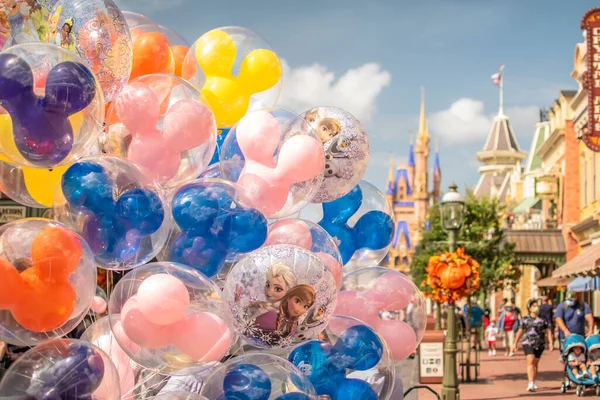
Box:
left=555, top=291, right=593, bottom=348
left=498, top=301, right=518, bottom=356
left=539, top=295, right=554, bottom=346
left=485, top=320, right=498, bottom=356
left=512, top=299, right=554, bottom=392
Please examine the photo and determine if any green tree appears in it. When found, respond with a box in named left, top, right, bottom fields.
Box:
left=411, top=192, right=517, bottom=296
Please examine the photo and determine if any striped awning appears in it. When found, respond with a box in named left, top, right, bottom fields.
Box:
left=536, top=276, right=573, bottom=288
left=552, top=244, right=600, bottom=277
left=568, top=276, right=600, bottom=292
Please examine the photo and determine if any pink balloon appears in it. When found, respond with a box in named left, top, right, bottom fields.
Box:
left=163, top=99, right=215, bottom=151
left=137, top=274, right=190, bottom=326
left=365, top=272, right=415, bottom=310
left=266, top=219, right=313, bottom=249
left=128, top=135, right=181, bottom=182
left=236, top=110, right=280, bottom=166
left=112, top=320, right=141, bottom=355
left=335, top=291, right=374, bottom=320
left=372, top=319, right=417, bottom=361
left=91, top=296, right=107, bottom=314
left=121, top=296, right=170, bottom=349
left=235, top=111, right=325, bottom=217
left=94, top=334, right=135, bottom=400
left=170, top=312, right=232, bottom=361
left=316, top=252, right=342, bottom=287
left=115, top=83, right=160, bottom=133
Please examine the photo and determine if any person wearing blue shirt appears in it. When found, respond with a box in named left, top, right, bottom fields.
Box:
left=464, top=300, right=484, bottom=349
left=555, top=291, right=593, bottom=345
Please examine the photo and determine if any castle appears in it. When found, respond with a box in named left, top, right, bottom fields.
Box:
left=385, top=90, right=442, bottom=272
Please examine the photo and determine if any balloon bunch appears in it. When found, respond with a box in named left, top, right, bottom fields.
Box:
left=289, top=325, right=383, bottom=400
left=169, top=179, right=268, bottom=277
left=0, top=226, right=81, bottom=332
left=319, top=185, right=395, bottom=264
left=193, top=29, right=282, bottom=129
left=61, top=161, right=165, bottom=266
left=221, top=364, right=311, bottom=400
left=234, top=110, right=325, bottom=217
left=120, top=273, right=232, bottom=361
left=0, top=54, right=96, bottom=166
left=113, top=81, right=216, bottom=183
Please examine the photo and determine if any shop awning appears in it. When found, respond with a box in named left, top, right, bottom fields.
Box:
left=503, top=229, right=566, bottom=264
left=552, top=244, right=600, bottom=277
left=567, top=276, right=600, bottom=292
left=512, top=197, right=541, bottom=214
left=536, top=276, right=573, bottom=288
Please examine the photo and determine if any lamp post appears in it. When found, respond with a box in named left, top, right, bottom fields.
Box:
left=534, top=175, right=560, bottom=229
left=440, top=183, right=465, bottom=400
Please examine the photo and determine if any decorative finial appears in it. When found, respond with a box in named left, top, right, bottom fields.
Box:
left=434, top=137, right=439, bottom=153
left=449, top=183, right=458, bottom=192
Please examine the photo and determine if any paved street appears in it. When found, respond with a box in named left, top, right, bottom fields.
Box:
left=407, top=347, right=575, bottom=400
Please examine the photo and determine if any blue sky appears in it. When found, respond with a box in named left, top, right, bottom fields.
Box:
left=117, top=0, right=596, bottom=194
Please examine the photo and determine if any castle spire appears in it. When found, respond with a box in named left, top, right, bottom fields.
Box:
left=417, top=87, right=429, bottom=142
left=386, top=153, right=395, bottom=195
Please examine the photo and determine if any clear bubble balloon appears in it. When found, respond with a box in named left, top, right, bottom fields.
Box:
left=108, top=262, right=235, bottom=375
left=301, top=107, right=370, bottom=203
left=53, top=155, right=171, bottom=270
left=266, top=218, right=343, bottom=287
left=0, top=219, right=96, bottom=346
left=129, top=23, right=176, bottom=80
left=0, top=43, right=104, bottom=169
left=46, top=0, right=133, bottom=102
left=104, top=74, right=217, bottom=188
left=0, top=338, right=120, bottom=400
left=300, top=180, right=395, bottom=271
left=335, top=267, right=427, bottom=361
left=122, top=10, right=157, bottom=29
left=184, top=26, right=283, bottom=128
left=222, top=244, right=339, bottom=349
left=155, top=393, right=208, bottom=400
left=288, top=315, right=396, bottom=400
left=157, top=178, right=268, bottom=277
left=81, top=316, right=137, bottom=399
left=200, top=353, right=316, bottom=399
left=220, top=109, right=325, bottom=219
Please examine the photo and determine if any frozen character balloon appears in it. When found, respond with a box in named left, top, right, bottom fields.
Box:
left=237, top=262, right=297, bottom=317
left=301, top=107, right=369, bottom=203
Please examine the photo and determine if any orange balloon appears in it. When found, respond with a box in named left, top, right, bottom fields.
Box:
left=130, top=32, right=173, bottom=80
left=0, top=258, right=24, bottom=308
left=31, top=226, right=82, bottom=282
left=172, top=45, right=189, bottom=78
left=14, top=269, right=76, bottom=332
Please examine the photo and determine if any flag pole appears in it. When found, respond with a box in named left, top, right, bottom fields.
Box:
left=499, top=65, right=505, bottom=117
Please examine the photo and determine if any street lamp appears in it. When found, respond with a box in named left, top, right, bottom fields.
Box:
left=440, top=183, right=465, bottom=400
left=534, top=175, right=560, bottom=228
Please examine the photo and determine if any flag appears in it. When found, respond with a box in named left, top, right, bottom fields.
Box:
left=491, top=65, right=505, bottom=86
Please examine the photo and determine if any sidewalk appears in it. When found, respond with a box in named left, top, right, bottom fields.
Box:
left=416, top=348, right=574, bottom=400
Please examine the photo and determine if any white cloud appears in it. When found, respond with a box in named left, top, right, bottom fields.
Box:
left=428, top=97, right=539, bottom=145
left=277, top=60, right=391, bottom=122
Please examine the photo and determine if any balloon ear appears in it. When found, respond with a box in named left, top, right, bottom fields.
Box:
left=236, top=110, right=280, bottom=166
left=31, top=226, right=83, bottom=281
left=238, top=48, right=282, bottom=94
left=0, top=53, right=34, bottom=102
left=44, top=61, right=96, bottom=115
left=275, top=135, right=324, bottom=183
left=163, top=99, right=215, bottom=151
left=352, top=211, right=394, bottom=251
left=194, top=29, right=236, bottom=78
left=322, top=185, right=363, bottom=223
left=114, top=83, right=161, bottom=134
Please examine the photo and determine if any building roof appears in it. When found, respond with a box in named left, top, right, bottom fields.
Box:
left=561, top=90, right=578, bottom=98
left=394, top=168, right=412, bottom=196
left=504, top=229, right=566, bottom=264
left=474, top=170, right=511, bottom=199
left=392, top=220, right=411, bottom=249
left=552, top=244, right=600, bottom=277
left=525, top=122, right=550, bottom=173
left=408, top=145, right=415, bottom=167
left=433, top=152, right=441, bottom=175
left=482, top=115, right=522, bottom=153
left=416, top=87, right=429, bottom=145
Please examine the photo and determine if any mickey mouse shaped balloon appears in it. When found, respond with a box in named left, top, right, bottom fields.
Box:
left=0, top=43, right=103, bottom=168
left=53, top=155, right=171, bottom=270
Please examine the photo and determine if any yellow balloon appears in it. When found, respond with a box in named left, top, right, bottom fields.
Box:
left=195, top=30, right=236, bottom=78
left=239, top=49, right=282, bottom=93
left=23, top=166, right=69, bottom=208
left=202, top=76, right=250, bottom=129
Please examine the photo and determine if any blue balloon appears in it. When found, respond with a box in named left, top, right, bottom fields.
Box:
left=169, top=181, right=267, bottom=277
left=0, top=54, right=96, bottom=166
left=209, top=128, right=230, bottom=166
left=288, top=341, right=345, bottom=396
left=27, top=342, right=105, bottom=400
left=332, top=325, right=383, bottom=371
left=62, top=161, right=165, bottom=265
left=336, top=378, right=378, bottom=400
left=318, top=185, right=393, bottom=265
left=274, top=394, right=311, bottom=400
left=223, top=364, right=271, bottom=400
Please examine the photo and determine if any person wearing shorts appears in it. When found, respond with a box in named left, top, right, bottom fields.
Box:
left=513, top=299, right=553, bottom=392
left=485, top=321, right=498, bottom=356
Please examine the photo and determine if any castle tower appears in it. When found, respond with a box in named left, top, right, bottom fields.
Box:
left=413, top=87, right=430, bottom=237
left=432, top=139, right=442, bottom=203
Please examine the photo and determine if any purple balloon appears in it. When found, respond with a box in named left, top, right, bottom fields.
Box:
left=0, top=53, right=96, bottom=166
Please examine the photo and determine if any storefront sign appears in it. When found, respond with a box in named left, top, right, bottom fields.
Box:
left=582, top=8, right=600, bottom=151
left=419, top=342, right=444, bottom=378
left=0, top=205, right=26, bottom=223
